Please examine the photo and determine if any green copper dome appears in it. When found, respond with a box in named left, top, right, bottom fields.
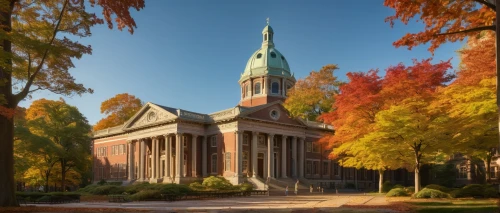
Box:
left=239, top=24, right=295, bottom=83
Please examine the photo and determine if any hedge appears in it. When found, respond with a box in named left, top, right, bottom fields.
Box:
left=424, top=184, right=451, bottom=193
left=386, top=188, right=409, bottom=197
left=413, top=188, right=450, bottom=198
left=450, top=184, right=499, bottom=198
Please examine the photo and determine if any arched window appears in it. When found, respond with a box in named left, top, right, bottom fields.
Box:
left=271, top=82, right=279, bottom=94
left=211, top=154, right=218, bottom=174
left=270, top=52, right=277, bottom=58
left=245, top=84, right=249, bottom=97
left=254, top=82, right=261, bottom=94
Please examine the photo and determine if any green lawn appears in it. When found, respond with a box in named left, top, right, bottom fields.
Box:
left=407, top=199, right=499, bottom=213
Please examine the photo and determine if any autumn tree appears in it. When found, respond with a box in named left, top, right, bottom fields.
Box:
left=93, top=93, right=143, bottom=131
left=0, top=0, right=145, bottom=206
left=284, top=64, right=342, bottom=121
left=25, top=98, right=91, bottom=191
left=434, top=33, right=498, bottom=182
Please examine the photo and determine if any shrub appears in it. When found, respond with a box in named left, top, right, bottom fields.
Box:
left=97, top=179, right=107, bottom=185
left=381, top=181, right=393, bottom=193
left=239, top=183, right=254, bottom=191
left=413, top=188, right=450, bottom=198
left=89, top=185, right=123, bottom=195
left=386, top=188, right=409, bottom=197
left=124, top=182, right=151, bottom=194
left=129, top=190, right=161, bottom=201
left=189, top=182, right=205, bottom=190
left=392, top=184, right=404, bottom=189
left=158, top=184, right=192, bottom=195
left=424, top=184, right=451, bottom=193
left=16, top=192, right=46, bottom=201
left=202, top=176, right=235, bottom=190
left=77, top=184, right=100, bottom=194
left=405, top=186, right=415, bottom=194
left=451, top=184, right=499, bottom=198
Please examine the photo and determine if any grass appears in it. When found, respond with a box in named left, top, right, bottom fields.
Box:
left=405, top=199, right=499, bottom=213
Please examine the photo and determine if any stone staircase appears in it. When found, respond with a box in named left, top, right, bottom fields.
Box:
left=247, top=177, right=266, bottom=190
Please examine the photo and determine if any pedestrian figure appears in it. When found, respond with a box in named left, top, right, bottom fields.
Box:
left=321, top=187, right=324, bottom=194
left=310, top=184, right=313, bottom=193
left=294, top=180, right=299, bottom=195
left=285, top=185, right=288, bottom=196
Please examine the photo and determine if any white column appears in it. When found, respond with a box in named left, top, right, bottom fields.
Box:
left=127, top=140, right=134, bottom=181
left=175, top=133, right=182, bottom=178
left=192, top=135, right=198, bottom=177
left=267, top=134, right=274, bottom=178
left=252, top=132, right=258, bottom=177
left=155, top=137, right=160, bottom=180
left=164, top=135, right=171, bottom=180
left=202, top=136, right=207, bottom=177
left=282, top=78, right=285, bottom=97
left=281, top=136, right=287, bottom=178
left=139, top=139, right=145, bottom=181
left=151, top=137, right=157, bottom=180
left=298, top=137, right=305, bottom=178
left=292, top=137, right=297, bottom=177
left=235, top=131, right=243, bottom=177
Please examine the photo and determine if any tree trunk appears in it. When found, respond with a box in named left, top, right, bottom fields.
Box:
left=0, top=0, right=16, bottom=207
left=0, top=116, right=17, bottom=206
left=414, top=167, right=421, bottom=193
left=61, top=159, right=66, bottom=191
left=378, top=169, right=384, bottom=193
left=484, top=159, right=491, bottom=182
left=44, top=171, right=50, bottom=193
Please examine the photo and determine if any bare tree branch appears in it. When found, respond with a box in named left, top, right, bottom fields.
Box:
left=435, top=25, right=495, bottom=36
left=472, top=0, right=496, bottom=10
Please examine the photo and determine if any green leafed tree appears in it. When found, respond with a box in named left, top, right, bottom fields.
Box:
left=284, top=64, right=342, bottom=121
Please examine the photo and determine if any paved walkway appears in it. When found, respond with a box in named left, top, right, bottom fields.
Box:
left=34, top=193, right=398, bottom=213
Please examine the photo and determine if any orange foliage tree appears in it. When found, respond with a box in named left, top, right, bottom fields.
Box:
left=94, top=93, right=143, bottom=131
left=384, top=0, right=495, bottom=52
left=0, top=0, right=145, bottom=207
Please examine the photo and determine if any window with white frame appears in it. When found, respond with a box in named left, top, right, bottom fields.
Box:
left=254, top=82, right=261, bottom=95
left=271, top=81, right=279, bottom=94
left=211, top=154, right=218, bottom=174
left=97, top=147, right=107, bottom=157
left=458, top=164, right=468, bottom=179
left=242, top=151, right=249, bottom=174
left=243, top=134, right=249, bottom=145
left=210, top=135, right=217, bottom=147
left=306, top=142, right=312, bottom=152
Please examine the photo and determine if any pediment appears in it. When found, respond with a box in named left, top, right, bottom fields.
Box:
left=122, top=102, right=178, bottom=130
left=240, top=102, right=304, bottom=126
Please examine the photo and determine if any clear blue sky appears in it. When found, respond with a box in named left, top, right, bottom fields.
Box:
left=20, top=0, right=463, bottom=125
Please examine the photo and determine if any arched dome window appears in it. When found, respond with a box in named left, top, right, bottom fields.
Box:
left=254, top=82, right=261, bottom=94
left=271, top=82, right=279, bottom=94
left=245, top=84, right=250, bottom=97
left=270, top=52, right=277, bottom=58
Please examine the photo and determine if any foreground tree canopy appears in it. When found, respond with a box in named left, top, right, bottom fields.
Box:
left=0, top=0, right=145, bottom=207
left=16, top=99, right=91, bottom=192
left=93, top=93, right=143, bottom=131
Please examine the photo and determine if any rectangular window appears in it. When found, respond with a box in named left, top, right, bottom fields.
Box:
left=225, top=152, right=231, bottom=171
left=211, top=154, right=218, bottom=174
left=97, top=147, right=108, bottom=157
left=458, top=165, right=467, bottom=179
left=258, top=135, right=265, bottom=145
left=273, top=137, right=278, bottom=148
left=313, top=161, right=319, bottom=175
left=334, top=163, right=340, bottom=176
left=306, top=160, right=312, bottom=175
left=491, top=166, right=497, bottom=179
left=183, top=136, right=188, bottom=148
left=242, top=151, right=249, bottom=174
left=211, top=135, right=217, bottom=147
left=243, top=134, right=249, bottom=146
left=323, top=162, right=329, bottom=175
left=306, top=142, right=312, bottom=152
left=312, top=143, right=320, bottom=153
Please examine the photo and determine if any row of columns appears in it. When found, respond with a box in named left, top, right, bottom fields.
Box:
left=128, top=131, right=306, bottom=182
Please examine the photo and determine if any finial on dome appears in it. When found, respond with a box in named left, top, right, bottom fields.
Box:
left=266, top=17, right=270, bottom=25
